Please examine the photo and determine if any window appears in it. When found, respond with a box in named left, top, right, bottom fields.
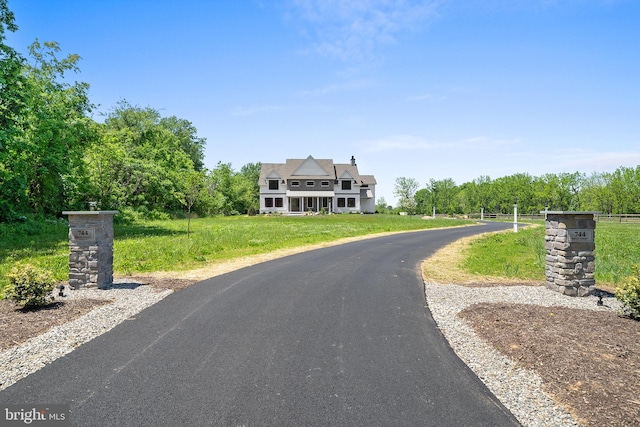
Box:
left=341, top=180, right=351, bottom=190
left=269, top=180, right=279, bottom=190
left=347, top=198, right=356, bottom=208
left=291, top=181, right=300, bottom=187
left=321, top=197, right=329, bottom=208
left=307, top=198, right=313, bottom=208
left=321, top=181, right=330, bottom=187
left=275, top=198, right=283, bottom=208
left=265, top=198, right=274, bottom=208
left=306, top=181, right=315, bottom=187
left=337, top=198, right=346, bottom=208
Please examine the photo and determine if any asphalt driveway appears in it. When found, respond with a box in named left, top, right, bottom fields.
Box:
left=0, top=222, right=520, bottom=426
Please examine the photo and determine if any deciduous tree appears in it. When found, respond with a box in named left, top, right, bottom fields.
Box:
left=394, top=177, right=419, bottom=214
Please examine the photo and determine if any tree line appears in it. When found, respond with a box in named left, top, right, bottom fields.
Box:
left=388, top=167, right=640, bottom=216
left=0, top=1, right=260, bottom=222
left=3, top=1, right=638, bottom=222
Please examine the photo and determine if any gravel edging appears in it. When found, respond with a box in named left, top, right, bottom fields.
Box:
left=0, top=281, right=172, bottom=391
left=424, top=282, right=622, bottom=427
left=1, top=276, right=623, bottom=427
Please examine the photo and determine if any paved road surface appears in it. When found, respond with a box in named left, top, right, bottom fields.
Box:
left=0, top=222, right=520, bottom=426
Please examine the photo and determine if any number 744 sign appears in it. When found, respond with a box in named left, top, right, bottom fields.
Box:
left=567, top=229, right=594, bottom=243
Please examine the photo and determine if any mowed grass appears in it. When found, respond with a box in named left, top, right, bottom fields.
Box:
left=462, top=225, right=546, bottom=280
left=462, top=222, right=640, bottom=286
left=1, top=215, right=470, bottom=293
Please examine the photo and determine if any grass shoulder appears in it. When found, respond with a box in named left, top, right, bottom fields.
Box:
left=1, top=214, right=473, bottom=294
left=423, top=221, right=640, bottom=288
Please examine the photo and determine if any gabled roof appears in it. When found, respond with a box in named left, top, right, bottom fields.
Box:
left=337, top=169, right=354, bottom=180
left=291, top=156, right=331, bottom=177
left=259, top=155, right=374, bottom=185
left=359, top=175, right=377, bottom=185
left=265, top=169, right=282, bottom=179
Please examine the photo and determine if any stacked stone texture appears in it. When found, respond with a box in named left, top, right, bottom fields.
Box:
left=66, top=212, right=116, bottom=289
left=544, top=214, right=596, bottom=297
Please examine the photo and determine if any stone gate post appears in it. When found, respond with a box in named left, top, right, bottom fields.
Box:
left=542, top=211, right=598, bottom=297
left=62, top=211, right=118, bottom=289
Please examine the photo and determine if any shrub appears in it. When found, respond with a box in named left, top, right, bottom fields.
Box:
left=4, top=264, right=56, bottom=309
left=616, top=264, right=640, bottom=320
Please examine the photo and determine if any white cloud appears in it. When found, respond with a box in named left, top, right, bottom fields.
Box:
left=287, top=0, right=440, bottom=61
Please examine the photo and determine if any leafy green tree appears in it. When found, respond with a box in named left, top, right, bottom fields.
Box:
left=159, top=116, right=207, bottom=171
left=174, top=170, right=205, bottom=238
left=200, top=162, right=263, bottom=216
left=581, top=172, right=615, bottom=214
left=428, top=178, right=458, bottom=214
left=238, top=162, right=262, bottom=212
left=0, top=1, right=28, bottom=220
left=88, top=101, right=203, bottom=214
left=490, top=174, right=533, bottom=213
left=609, top=166, right=640, bottom=214
left=0, top=0, right=24, bottom=140
left=394, top=177, right=419, bottom=214
left=414, top=188, right=431, bottom=215
left=472, top=175, right=493, bottom=214
left=1, top=35, right=95, bottom=219
left=84, top=130, right=129, bottom=209
left=231, top=174, right=258, bottom=214
left=205, top=162, right=235, bottom=215
left=375, top=197, right=393, bottom=214
left=21, top=40, right=96, bottom=215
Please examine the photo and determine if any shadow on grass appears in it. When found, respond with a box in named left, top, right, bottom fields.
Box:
left=1, top=221, right=180, bottom=267
left=114, top=223, right=184, bottom=240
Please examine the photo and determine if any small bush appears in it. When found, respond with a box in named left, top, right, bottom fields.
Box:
left=616, top=264, right=640, bottom=320
left=4, top=264, right=56, bottom=309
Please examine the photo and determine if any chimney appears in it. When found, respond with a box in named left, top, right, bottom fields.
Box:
left=350, top=155, right=356, bottom=166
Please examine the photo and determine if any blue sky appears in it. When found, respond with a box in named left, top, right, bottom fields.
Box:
left=6, top=0, right=640, bottom=204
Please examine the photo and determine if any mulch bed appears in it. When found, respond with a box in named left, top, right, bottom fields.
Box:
left=0, top=276, right=197, bottom=351
left=459, top=303, right=640, bottom=427
left=0, top=298, right=110, bottom=351
left=3, top=276, right=638, bottom=427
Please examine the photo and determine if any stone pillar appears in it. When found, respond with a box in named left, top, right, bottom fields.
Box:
left=62, top=211, right=118, bottom=289
left=542, top=211, right=598, bottom=297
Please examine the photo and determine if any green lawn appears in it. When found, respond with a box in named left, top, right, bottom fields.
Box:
left=0, top=215, right=471, bottom=293
left=462, top=222, right=640, bottom=286
left=4, top=216, right=636, bottom=294
left=462, top=224, right=546, bottom=280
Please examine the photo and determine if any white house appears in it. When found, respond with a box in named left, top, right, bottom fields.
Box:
left=259, top=155, right=376, bottom=214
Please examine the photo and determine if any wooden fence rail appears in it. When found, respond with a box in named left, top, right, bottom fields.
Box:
left=464, top=213, right=640, bottom=223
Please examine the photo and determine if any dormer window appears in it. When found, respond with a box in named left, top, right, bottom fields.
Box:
left=341, top=180, right=351, bottom=190
left=269, top=180, right=279, bottom=190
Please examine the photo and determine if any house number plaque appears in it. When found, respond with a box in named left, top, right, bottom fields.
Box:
left=567, top=229, right=594, bottom=243
left=71, top=228, right=95, bottom=240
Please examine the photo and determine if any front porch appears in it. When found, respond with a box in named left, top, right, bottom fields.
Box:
left=288, top=195, right=333, bottom=213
